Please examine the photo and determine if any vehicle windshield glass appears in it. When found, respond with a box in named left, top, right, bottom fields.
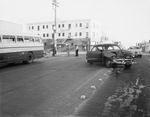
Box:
left=103, top=45, right=120, bottom=50
left=91, top=46, right=99, bottom=51
left=113, top=45, right=120, bottom=50
left=97, top=46, right=103, bottom=50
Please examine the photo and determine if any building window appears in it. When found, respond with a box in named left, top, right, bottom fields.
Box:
left=75, top=32, right=77, bottom=36
left=79, top=32, right=82, bottom=36
left=43, top=33, right=45, bottom=37
left=58, top=33, right=61, bottom=37
left=58, top=24, right=61, bottom=28
left=62, top=33, right=65, bottom=36
left=52, top=25, right=56, bottom=31
left=29, top=26, right=30, bottom=30
left=37, top=26, right=40, bottom=31
left=68, top=24, right=71, bottom=29
left=32, top=26, right=34, bottom=30
left=46, top=25, right=48, bottom=29
left=62, top=24, right=64, bottom=27
left=68, top=33, right=71, bottom=38
left=52, top=33, right=54, bottom=38
left=43, top=25, right=45, bottom=29
left=47, top=33, right=49, bottom=37
left=80, top=23, right=82, bottom=27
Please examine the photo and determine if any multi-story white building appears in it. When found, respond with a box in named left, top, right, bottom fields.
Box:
left=26, top=19, right=102, bottom=51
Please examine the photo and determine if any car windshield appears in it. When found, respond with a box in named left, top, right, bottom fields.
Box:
left=103, top=45, right=120, bottom=50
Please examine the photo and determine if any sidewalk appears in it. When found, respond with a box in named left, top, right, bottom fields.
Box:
left=44, top=51, right=87, bottom=58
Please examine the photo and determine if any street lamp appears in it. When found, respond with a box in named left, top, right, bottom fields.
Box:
left=52, top=0, right=58, bottom=56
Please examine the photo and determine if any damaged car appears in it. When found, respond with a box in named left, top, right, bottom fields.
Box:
left=86, top=43, right=135, bottom=68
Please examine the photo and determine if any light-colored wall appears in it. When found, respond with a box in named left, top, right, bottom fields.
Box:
left=0, top=20, right=23, bottom=33
left=90, top=19, right=102, bottom=44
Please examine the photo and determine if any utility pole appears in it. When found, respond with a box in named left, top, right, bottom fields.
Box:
left=52, top=0, right=59, bottom=56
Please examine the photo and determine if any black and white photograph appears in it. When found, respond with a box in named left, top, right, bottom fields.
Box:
left=0, top=0, right=150, bottom=117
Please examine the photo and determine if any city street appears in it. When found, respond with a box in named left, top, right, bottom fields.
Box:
left=1, top=53, right=150, bottom=117
left=0, top=53, right=111, bottom=117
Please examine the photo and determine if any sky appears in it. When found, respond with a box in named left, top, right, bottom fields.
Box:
left=0, top=0, right=150, bottom=48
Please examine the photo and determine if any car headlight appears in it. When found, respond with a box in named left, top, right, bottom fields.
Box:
left=112, top=56, right=117, bottom=62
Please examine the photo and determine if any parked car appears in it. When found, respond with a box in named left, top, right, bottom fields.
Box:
left=128, top=46, right=142, bottom=58
left=86, top=43, right=135, bottom=68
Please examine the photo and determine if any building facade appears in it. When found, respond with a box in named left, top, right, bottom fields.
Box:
left=26, top=19, right=102, bottom=51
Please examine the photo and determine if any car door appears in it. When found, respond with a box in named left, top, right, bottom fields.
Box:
left=87, top=46, right=102, bottom=62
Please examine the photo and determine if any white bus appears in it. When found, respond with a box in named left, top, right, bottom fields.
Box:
left=0, top=32, right=44, bottom=65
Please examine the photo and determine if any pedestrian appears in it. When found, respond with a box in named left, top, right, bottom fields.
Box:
left=66, top=44, right=70, bottom=56
left=75, top=45, right=79, bottom=57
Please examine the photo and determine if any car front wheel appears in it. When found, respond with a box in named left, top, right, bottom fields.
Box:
left=105, top=59, right=112, bottom=68
left=87, top=60, right=93, bottom=64
left=124, top=64, right=131, bottom=69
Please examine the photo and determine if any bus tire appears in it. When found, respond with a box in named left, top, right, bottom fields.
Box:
left=25, top=52, right=34, bottom=64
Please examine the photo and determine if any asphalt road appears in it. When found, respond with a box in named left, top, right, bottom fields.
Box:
left=0, top=54, right=111, bottom=117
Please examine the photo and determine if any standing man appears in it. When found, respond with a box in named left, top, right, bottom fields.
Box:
left=75, top=45, right=79, bottom=57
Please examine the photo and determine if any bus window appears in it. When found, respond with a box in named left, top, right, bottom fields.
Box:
left=24, top=36, right=29, bottom=43
left=24, top=36, right=34, bottom=43
left=29, top=36, right=34, bottom=42
left=0, top=35, right=1, bottom=43
left=17, top=36, right=24, bottom=43
left=2, top=35, right=16, bottom=43
left=35, top=37, right=40, bottom=43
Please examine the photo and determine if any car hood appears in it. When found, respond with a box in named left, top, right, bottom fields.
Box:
left=103, top=49, right=132, bottom=58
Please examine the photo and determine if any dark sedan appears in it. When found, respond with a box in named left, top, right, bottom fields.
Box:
left=86, top=43, right=135, bottom=68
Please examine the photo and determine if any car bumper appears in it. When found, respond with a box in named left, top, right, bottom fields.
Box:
left=112, top=58, right=136, bottom=65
